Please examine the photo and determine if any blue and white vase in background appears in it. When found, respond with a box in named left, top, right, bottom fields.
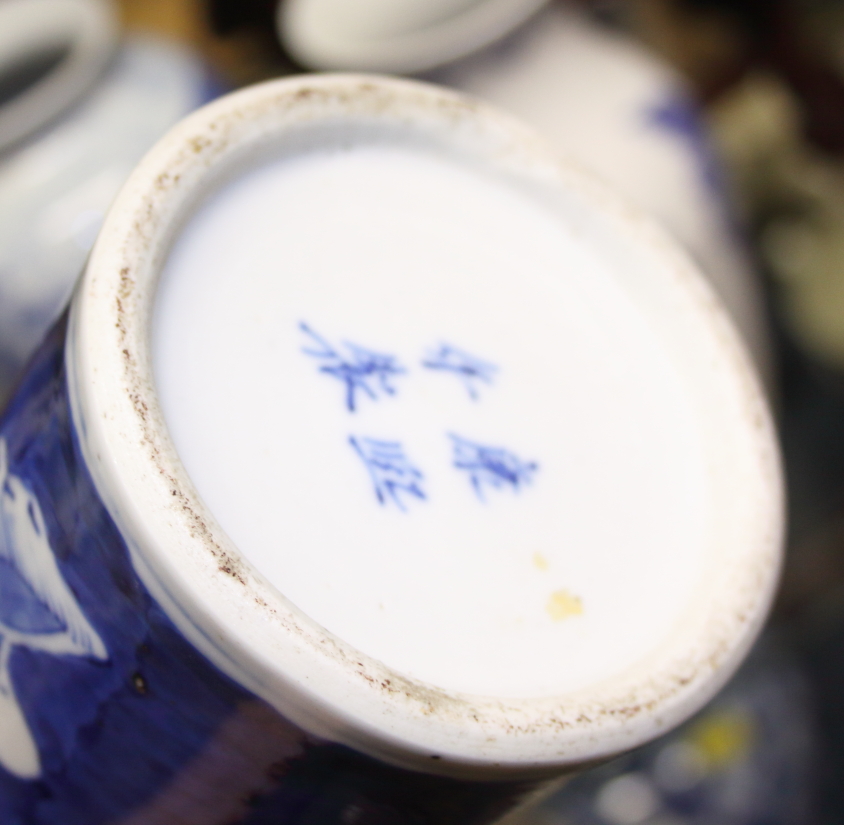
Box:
left=279, top=0, right=773, bottom=386
left=0, top=74, right=781, bottom=823
left=0, top=0, right=219, bottom=403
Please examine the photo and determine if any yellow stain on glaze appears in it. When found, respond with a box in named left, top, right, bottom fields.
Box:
left=689, top=710, right=755, bottom=769
left=546, top=590, right=583, bottom=621
left=533, top=552, right=549, bottom=571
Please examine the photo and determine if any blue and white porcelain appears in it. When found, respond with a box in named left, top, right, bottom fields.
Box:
left=0, top=0, right=218, bottom=402
left=0, top=74, right=782, bottom=823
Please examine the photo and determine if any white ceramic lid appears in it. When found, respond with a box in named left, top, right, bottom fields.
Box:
left=68, top=74, right=783, bottom=779
left=0, top=0, right=119, bottom=154
left=278, top=0, right=550, bottom=72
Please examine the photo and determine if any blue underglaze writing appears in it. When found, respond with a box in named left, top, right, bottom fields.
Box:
left=349, top=437, right=426, bottom=511
left=422, top=344, right=498, bottom=400
left=302, top=323, right=540, bottom=510
left=300, top=322, right=406, bottom=412
left=449, top=435, right=538, bottom=501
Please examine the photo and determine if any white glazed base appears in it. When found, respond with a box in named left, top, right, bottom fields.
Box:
left=156, top=140, right=707, bottom=700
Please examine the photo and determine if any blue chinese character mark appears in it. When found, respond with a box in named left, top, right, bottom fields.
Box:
left=450, top=434, right=538, bottom=501
left=422, top=344, right=498, bottom=400
left=349, top=437, right=426, bottom=511
left=300, top=322, right=406, bottom=412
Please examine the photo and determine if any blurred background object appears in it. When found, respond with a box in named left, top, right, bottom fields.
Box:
left=509, top=629, right=817, bottom=825
left=617, top=0, right=844, bottom=383
left=0, top=0, right=118, bottom=153
left=127, top=0, right=297, bottom=86
left=0, top=0, right=217, bottom=403
left=279, top=0, right=549, bottom=73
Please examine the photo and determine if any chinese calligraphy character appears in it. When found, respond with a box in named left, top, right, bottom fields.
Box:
left=449, top=434, right=538, bottom=500
left=301, top=322, right=406, bottom=412
left=422, top=344, right=498, bottom=400
left=350, top=436, right=427, bottom=511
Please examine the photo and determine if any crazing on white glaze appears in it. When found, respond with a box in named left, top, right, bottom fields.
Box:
left=66, top=75, right=783, bottom=779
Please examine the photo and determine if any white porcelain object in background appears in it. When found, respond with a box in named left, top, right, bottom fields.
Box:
left=279, top=0, right=549, bottom=73
left=0, top=0, right=118, bottom=154
left=429, top=3, right=772, bottom=381
left=0, top=31, right=215, bottom=400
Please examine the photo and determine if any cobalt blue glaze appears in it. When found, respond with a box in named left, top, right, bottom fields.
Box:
left=349, top=436, right=428, bottom=511
left=0, top=316, right=535, bottom=824
left=300, top=322, right=408, bottom=413
left=448, top=435, right=538, bottom=501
